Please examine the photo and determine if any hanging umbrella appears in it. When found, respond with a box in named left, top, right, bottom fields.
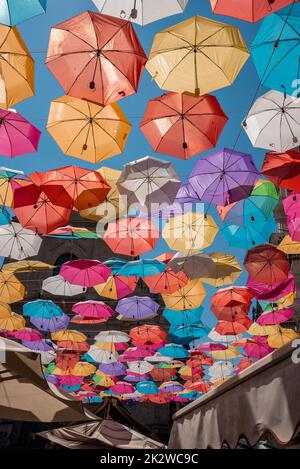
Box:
left=243, top=90, right=300, bottom=152
left=140, top=92, right=228, bottom=159
left=210, top=0, right=293, bottom=22
left=117, top=156, right=181, bottom=212
left=0, top=302, right=11, bottom=318
left=144, top=267, right=188, bottom=294
left=211, top=303, right=249, bottom=322
left=0, top=312, right=25, bottom=331
left=0, top=25, right=34, bottom=108
left=103, top=217, right=160, bottom=257
left=60, top=259, right=111, bottom=288
left=209, top=345, right=241, bottom=361
left=46, top=225, right=98, bottom=239
left=42, top=275, right=87, bottom=296
left=191, top=342, right=226, bottom=352
left=251, top=7, right=300, bottom=96
left=2, top=260, right=54, bottom=273
left=257, top=307, right=295, bottom=325
left=46, top=11, right=147, bottom=106
left=129, top=325, right=167, bottom=344
left=117, top=259, right=166, bottom=278
left=0, top=167, right=27, bottom=207
left=116, top=296, right=160, bottom=320
left=70, top=362, right=96, bottom=377
left=0, top=222, right=41, bottom=260
left=94, top=330, right=129, bottom=343
left=211, top=286, right=253, bottom=308
left=243, top=337, right=273, bottom=359
left=94, top=272, right=137, bottom=300
left=189, top=148, right=260, bottom=207
left=146, top=15, right=249, bottom=96
left=170, top=322, right=210, bottom=340
left=145, top=352, right=173, bottom=364
left=168, top=252, right=216, bottom=279
left=278, top=235, right=300, bottom=254
left=38, top=165, right=110, bottom=212
left=51, top=329, right=87, bottom=343
left=201, top=252, right=242, bottom=287
left=162, top=212, right=219, bottom=253
left=23, top=300, right=63, bottom=318
left=222, top=217, right=276, bottom=249
left=57, top=341, right=90, bottom=352
left=158, top=344, right=188, bottom=359
left=47, top=96, right=131, bottom=164
left=267, top=327, right=299, bottom=349
left=0, top=0, right=47, bottom=26
left=162, top=279, right=206, bottom=311
left=127, top=361, right=153, bottom=374
left=136, top=381, right=158, bottom=395
left=11, top=327, right=42, bottom=342
left=0, top=108, right=41, bottom=157
left=163, top=306, right=203, bottom=327
left=215, top=318, right=252, bottom=335
left=244, top=243, right=290, bottom=285
left=72, top=301, right=114, bottom=320
left=30, top=314, right=70, bottom=333
left=262, top=150, right=300, bottom=192
left=248, top=323, right=280, bottom=337
left=283, top=192, right=300, bottom=241
left=92, top=0, right=188, bottom=25
left=0, top=272, right=25, bottom=303
left=88, top=347, right=119, bottom=364
left=247, top=273, right=295, bottom=301
left=99, top=362, right=127, bottom=376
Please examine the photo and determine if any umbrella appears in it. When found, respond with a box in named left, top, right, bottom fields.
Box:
left=92, top=0, right=188, bottom=25
left=38, top=165, right=110, bottom=212
left=0, top=222, right=41, bottom=260
left=262, top=150, right=300, bottom=192
left=72, top=301, right=114, bottom=320
left=210, top=0, right=293, bottom=22
left=70, top=362, right=96, bottom=377
left=117, top=259, right=166, bottom=278
left=170, top=322, right=210, bottom=339
left=191, top=342, right=226, bottom=352
left=243, top=338, right=274, bottom=359
left=247, top=273, right=295, bottom=301
left=243, top=90, right=300, bottom=152
left=144, top=267, right=188, bottom=294
left=188, top=148, right=260, bottom=206
left=11, top=327, right=42, bottom=342
left=129, top=325, right=166, bottom=344
left=94, top=330, right=129, bottom=343
left=0, top=0, right=47, bottom=26
left=140, top=92, right=227, bottom=159
left=22, top=339, right=54, bottom=352
left=222, top=217, right=276, bottom=249
left=116, top=296, right=160, bottom=320
left=103, top=217, right=160, bottom=256
left=0, top=167, right=27, bottom=207
left=117, top=156, right=181, bottom=212
left=57, top=341, right=90, bottom=352
left=88, top=348, right=119, bottom=364
left=0, top=108, right=41, bottom=157
left=209, top=345, right=241, bottom=361
left=0, top=272, right=25, bottom=303
left=278, top=235, right=300, bottom=254
left=99, top=362, right=127, bottom=376
left=248, top=323, right=280, bottom=337
left=110, top=382, right=135, bottom=394
left=2, top=260, right=54, bottom=273
left=30, top=314, right=70, bottom=332
left=51, top=329, right=87, bottom=343
left=168, top=252, right=216, bottom=279
left=145, top=353, right=173, bottom=364
left=267, top=327, right=299, bottom=349
left=0, top=302, right=11, bottom=318
left=23, top=300, right=63, bottom=318
left=201, top=252, right=242, bottom=287
left=127, top=361, right=153, bottom=374
left=215, top=318, right=252, bottom=335
left=211, top=286, right=253, bottom=307
left=0, top=312, right=25, bottom=331
left=42, top=275, right=87, bottom=296
left=283, top=192, right=300, bottom=241
left=244, top=243, right=290, bottom=285
left=60, top=259, right=111, bottom=288
left=163, top=306, right=203, bottom=327
left=136, top=381, right=158, bottom=395
left=0, top=25, right=34, bottom=108
left=162, top=212, right=219, bottom=253
left=211, top=303, right=249, bottom=322
left=257, top=307, right=295, bottom=325
left=162, top=279, right=206, bottom=311
left=94, top=272, right=137, bottom=300
left=251, top=6, right=300, bottom=96
left=146, top=15, right=249, bottom=96
left=46, top=11, right=147, bottom=106
left=158, top=344, right=188, bottom=359
left=47, top=96, right=131, bottom=164
left=208, top=361, right=234, bottom=379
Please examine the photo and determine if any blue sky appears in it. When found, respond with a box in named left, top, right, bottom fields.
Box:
left=0, top=0, right=273, bottom=329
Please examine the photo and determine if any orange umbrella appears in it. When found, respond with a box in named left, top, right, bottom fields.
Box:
left=211, top=286, right=253, bottom=308
left=144, top=267, right=188, bottom=294
left=215, top=318, right=252, bottom=335
left=162, top=279, right=206, bottom=311
left=0, top=272, right=25, bottom=304
left=0, top=312, right=25, bottom=331
left=211, top=304, right=250, bottom=322
left=129, top=325, right=167, bottom=345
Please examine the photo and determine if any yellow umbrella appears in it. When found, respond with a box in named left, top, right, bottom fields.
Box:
left=51, top=367, right=68, bottom=376
left=178, top=366, right=194, bottom=377
left=0, top=312, right=25, bottom=331
left=51, top=329, right=87, bottom=343
left=162, top=212, right=219, bottom=253
left=201, top=252, right=242, bottom=287
left=0, top=25, right=34, bottom=108
left=47, top=96, right=132, bottom=164
left=162, top=279, right=206, bottom=311
left=278, top=235, right=300, bottom=255
left=146, top=15, right=249, bottom=96
left=0, top=272, right=25, bottom=304
left=0, top=302, right=12, bottom=318
left=2, top=260, right=54, bottom=273
left=93, top=341, right=117, bottom=352
left=210, top=345, right=240, bottom=360
left=70, top=362, right=96, bottom=377
left=267, top=328, right=299, bottom=349
left=94, top=371, right=116, bottom=387
left=248, top=323, right=279, bottom=337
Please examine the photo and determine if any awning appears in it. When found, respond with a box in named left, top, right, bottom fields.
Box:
left=168, top=342, right=300, bottom=449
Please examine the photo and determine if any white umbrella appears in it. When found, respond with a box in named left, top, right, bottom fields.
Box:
left=0, top=223, right=42, bottom=260
left=42, top=275, right=87, bottom=297
left=208, top=329, right=243, bottom=343
left=243, top=90, right=300, bottom=152
left=127, top=361, right=153, bottom=374
left=92, top=0, right=188, bottom=26
left=88, top=347, right=119, bottom=363
left=145, top=353, right=172, bottom=364
left=208, top=361, right=234, bottom=379
left=94, top=330, right=130, bottom=343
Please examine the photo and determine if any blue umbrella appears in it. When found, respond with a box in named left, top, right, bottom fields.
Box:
left=158, top=343, right=188, bottom=359
left=0, top=0, right=47, bottom=26
left=163, top=306, right=203, bottom=326
left=251, top=6, right=300, bottom=96
left=23, top=300, right=63, bottom=318
left=60, top=383, right=82, bottom=393
left=117, top=259, right=166, bottom=278
left=222, top=217, right=276, bottom=249
left=0, top=208, right=11, bottom=225
left=103, top=258, right=128, bottom=274
left=170, top=322, right=210, bottom=340
left=136, top=381, right=158, bottom=395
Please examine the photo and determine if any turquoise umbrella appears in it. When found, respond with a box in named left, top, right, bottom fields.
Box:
left=163, top=306, right=204, bottom=327
left=158, top=344, right=188, bottom=358
left=0, top=0, right=47, bottom=26
left=23, top=299, right=63, bottom=318
left=117, top=259, right=166, bottom=278
left=136, top=381, right=159, bottom=395
left=222, top=217, right=276, bottom=249
left=0, top=208, right=11, bottom=225
left=170, top=322, right=210, bottom=340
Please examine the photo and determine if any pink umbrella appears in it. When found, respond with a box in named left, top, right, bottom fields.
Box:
left=119, top=347, right=154, bottom=362
left=72, top=301, right=114, bottom=319
left=10, top=328, right=43, bottom=342
left=110, top=382, right=135, bottom=394
left=243, top=338, right=273, bottom=359
left=247, top=273, right=295, bottom=301
left=283, top=192, right=300, bottom=241
left=257, top=308, right=295, bottom=325
left=193, top=342, right=227, bottom=352
left=0, top=109, right=41, bottom=158
left=58, top=375, right=84, bottom=386
left=60, top=260, right=111, bottom=287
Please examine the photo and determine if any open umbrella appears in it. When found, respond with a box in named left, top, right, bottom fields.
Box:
left=278, top=235, right=300, bottom=254
left=168, top=252, right=215, bottom=279
left=267, top=327, right=299, bottom=349
left=92, top=0, right=188, bottom=25
left=0, top=272, right=25, bottom=303
left=117, top=259, right=166, bottom=278
left=42, top=275, right=87, bottom=296
left=94, top=260, right=137, bottom=300
left=2, top=260, right=54, bottom=273
left=0, top=25, right=34, bottom=108
left=257, top=307, right=295, bottom=325
left=0, top=222, right=41, bottom=260
left=60, top=259, right=111, bottom=288
left=0, top=312, right=25, bottom=331
left=23, top=300, right=63, bottom=319
left=47, top=96, right=131, bottom=164
left=162, top=279, right=206, bottom=311
left=144, top=267, right=188, bottom=294
left=163, top=306, right=203, bottom=327
left=46, top=11, right=147, bottom=106
left=129, top=325, right=166, bottom=345
left=0, top=167, right=27, bottom=207
left=210, top=0, right=293, bottom=22
left=0, top=0, right=47, bottom=26
left=146, top=15, right=249, bottom=96
left=158, top=344, right=188, bottom=359
left=116, top=296, right=160, bottom=320
left=222, top=217, right=276, bottom=249
left=211, top=286, right=253, bottom=308
left=247, top=273, right=295, bottom=301
left=283, top=192, right=300, bottom=241
left=30, top=314, right=70, bottom=332
left=211, top=303, right=250, bottom=322
left=201, top=252, right=242, bottom=287
left=72, top=301, right=114, bottom=321
left=94, top=330, right=129, bottom=343
left=244, top=243, right=289, bottom=285
left=262, top=150, right=300, bottom=192
left=215, top=318, right=252, bottom=335
left=140, top=93, right=227, bottom=159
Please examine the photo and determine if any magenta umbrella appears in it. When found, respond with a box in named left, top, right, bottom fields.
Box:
left=119, top=347, right=154, bottom=362
left=10, top=328, right=43, bottom=342
left=257, top=308, right=295, bottom=326
left=247, top=273, right=295, bottom=301
left=110, top=382, right=135, bottom=394
left=243, top=337, right=273, bottom=359
left=283, top=192, right=300, bottom=241
left=60, top=260, right=111, bottom=287
left=0, top=109, right=41, bottom=157
left=58, top=375, right=83, bottom=386
left=72, top=301, right=114, bottom=319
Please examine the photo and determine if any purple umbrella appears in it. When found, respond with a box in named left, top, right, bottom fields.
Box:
left=124, top=373, right=150, bottom=383
left=46, top=374, right=59, bottom=385
left=151, top=183, right=202, bottom=219
left=247, top=273, right=295, bottom=301
left=99, top=362, right=127, bottom=376
left=22, top=339, right=54, bottom=352
left=30, top=313, right=70, bottom=332
left=189, top=148, right=260, bottom=206
left=116, top=296, right=160, bottom=320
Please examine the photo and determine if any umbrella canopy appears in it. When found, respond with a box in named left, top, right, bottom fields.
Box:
left=0, top=108, right=41, bottom=158
left=42, top=275, right=87, bottom=296
left=103, top=217, right=160, bottom=256
left=0, top=312, right=25, bottom=331
left=211, top=286, right=253, bottom=308
left=92, top=0, right=188, bottom=25
left=116, top=296, right=160, bottom=320
left=169, top=252, right=215, bottom=279
left=47, top=96, right=131, bottom=164
left=262, top=150, right=300, bottom=192
left=243, top=90, right=300, bottom=152
left=30, top=314, right=70, bottom=333
left=23, top=300, right=63, bottom=319
left=211, top=303, right=249, bottom=322
left=201, top=252, right=242, bottom=287
left=146, top=15, right=249, bottom=96
left=189, top=148, right=260, bottom=206
left=278, top=235, right=300, bottom=254
left=144, top=267, right=188, bottom=294
left=251, top=7, right=300, bottom=95
left=117, top=156, right=181, bottom=212
left=60, top=260, right=111, bottom=288
left=257, top=307, right=295, bottom=325
left=267, top=327, right=299, bottom=349
left=2, top=260, right=53, bottom=273
left=215, top=318, right=252, bottom=335
left=162, top=212, right=219, bottom=253
left=129, top=325, right=166, bottom=344
left=117, top=259, right=166, bottom=278
left=46, top=11, right=147, bottom=106
left=0, top=222, right=41, bottom=260
left=0, top=0, right=47, bottom=26
left=244, top=243, right=290, bottom=285
left=94, top=270, right=137, bottom=301
left=99, top=362, right=127, bottom=376
left=0, top=25, right=34, bottom=108
left=210, top=0, right=293, bottom=22
left=243, top=338, right=274, bottom=359
left=0, top=272, right=25, bottom=303
left=51, top=329, right=87, bottom=343
left=247, top=273, right=295, bottom=301
left=140, top=93, right=228, bottom=159
left=0, top=167, right=27, bottom=207
left=163, top=306, right=203, bottom=327
left=72, top=301, right=114, bottom=320
left=222, top=217, right=276, bottom=249
left=158, top=344, right=188, bottom=359
left=162, top=279, right=206, bottom=311
left=94, top=330, right=129, bottom=343
left=283, top=192, right=300, bottom=241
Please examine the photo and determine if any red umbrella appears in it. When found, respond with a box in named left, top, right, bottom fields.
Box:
left=150, top=367, right=177, bottom=382
left=211, top=304, right=250, bottom=322
left=46, top=11, right=147, bottom=106
left=210, top=0, right=294, bottom=23
left=32, top=166, right=110, bottom=211
left=140, top=92, right=227, bottom=159
left=215, top=318, right=253, bottom=335
left=55, top=352, right=81, bottom=371
left=262, top=150, right=300, bottom=192
left=12, top=179, right=73, bottom=234
left=211, top=286, right=253, bottom=308
left=144, top=267, right=188, bottom=294
left=244, top=243, right=289, bottom=285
